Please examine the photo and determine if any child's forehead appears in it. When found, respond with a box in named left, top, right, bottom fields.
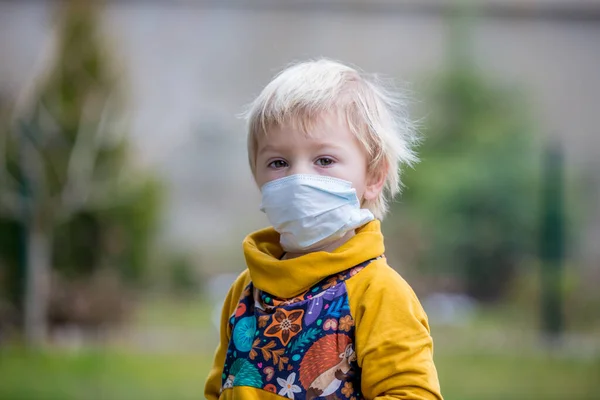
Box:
left=259, top=114, right=347, bottom=144
left=255, top=120, right=369, bottom=161
left=256, top=128, right=328, bottom=155
left=263, top=111, right=350, bottom=137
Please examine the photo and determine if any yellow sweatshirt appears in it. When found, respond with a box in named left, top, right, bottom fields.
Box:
left=204, top=220, right=442, bottom=400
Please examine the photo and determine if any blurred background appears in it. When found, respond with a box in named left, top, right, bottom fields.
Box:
left=1, top=0, right=599, bottom=399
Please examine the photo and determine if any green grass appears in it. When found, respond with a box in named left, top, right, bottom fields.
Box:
left=1, top=298, right=598, bottom=399
left=436, top=352, right=600, bottom=400
left=1, top=347, right=598, bottom=400
left=132, top=295, right=214, bottom=330
left=0, top=347, right=211, bottom=400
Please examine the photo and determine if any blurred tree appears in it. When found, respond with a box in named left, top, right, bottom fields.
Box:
left=167, top=253, right=200, bottom=296
left=539, top=143, right=565, bottom=339
left=398, top=13, right=538, bottom=302
left=0, top=0, right=162, bottom=345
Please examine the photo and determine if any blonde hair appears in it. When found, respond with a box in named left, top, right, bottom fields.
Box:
left=243, top=58, right=418, bottom=219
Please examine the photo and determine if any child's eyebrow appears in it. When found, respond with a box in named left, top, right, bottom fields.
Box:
left=310, top=142, right=345, bottom=152
left=257, top=141, right=344, bottom=157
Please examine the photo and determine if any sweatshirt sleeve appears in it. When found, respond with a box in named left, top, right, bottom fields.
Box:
left=346, top=260, right=443, bottom=400
left=204, top=270, right=251, bottom=400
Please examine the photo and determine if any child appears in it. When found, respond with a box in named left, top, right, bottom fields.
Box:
left=204, top=59, right=442, bottom=400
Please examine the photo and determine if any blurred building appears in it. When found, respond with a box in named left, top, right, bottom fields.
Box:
left=1, top=0, right=599, bottom=272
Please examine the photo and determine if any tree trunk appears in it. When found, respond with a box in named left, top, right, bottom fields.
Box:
left=23, top=217, right=52, bottom=346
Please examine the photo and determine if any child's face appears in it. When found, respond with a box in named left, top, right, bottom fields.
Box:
left=255, top=113, right=381, bottom=205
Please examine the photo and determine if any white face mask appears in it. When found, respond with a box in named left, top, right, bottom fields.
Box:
left=260, top=174, right=375, bottom=253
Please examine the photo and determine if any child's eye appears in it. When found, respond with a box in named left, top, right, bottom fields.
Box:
left=315, top=157, right=335, bottom=167
left=268, top=159, right=288, bottom=169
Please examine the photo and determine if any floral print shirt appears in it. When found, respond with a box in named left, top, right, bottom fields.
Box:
left=220, top=258, right=379, bottom=400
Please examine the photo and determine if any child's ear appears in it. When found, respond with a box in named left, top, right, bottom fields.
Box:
left=364, top=162, right=388, bottom=202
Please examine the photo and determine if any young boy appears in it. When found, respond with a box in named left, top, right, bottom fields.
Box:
left=204, top=59, right=442, bottom=400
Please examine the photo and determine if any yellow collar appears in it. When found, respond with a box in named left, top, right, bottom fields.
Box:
left=242, top=220, right=385, bottom=298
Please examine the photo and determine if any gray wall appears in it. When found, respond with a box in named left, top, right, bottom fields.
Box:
left=2, top=1, right=599, bottom=269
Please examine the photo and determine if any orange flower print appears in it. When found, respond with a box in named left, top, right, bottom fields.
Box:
left=339, top=315, right=354, bottom=332
left=264, top=309, right=304, bottom=346
left=342, top=381, right=354, bottom=398
left=258, top=315, right=270, bottom=329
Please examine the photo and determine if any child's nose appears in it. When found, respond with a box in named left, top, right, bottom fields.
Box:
left=288, top=162, right=312, bottom=176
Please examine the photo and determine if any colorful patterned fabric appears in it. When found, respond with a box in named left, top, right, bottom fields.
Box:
left=221, top=258, right=379, bottom=399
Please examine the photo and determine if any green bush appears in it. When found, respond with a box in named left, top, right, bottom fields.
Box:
left=398, top=66, right=539, bottom=301
left=0, top=1, right=164, bottom=331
